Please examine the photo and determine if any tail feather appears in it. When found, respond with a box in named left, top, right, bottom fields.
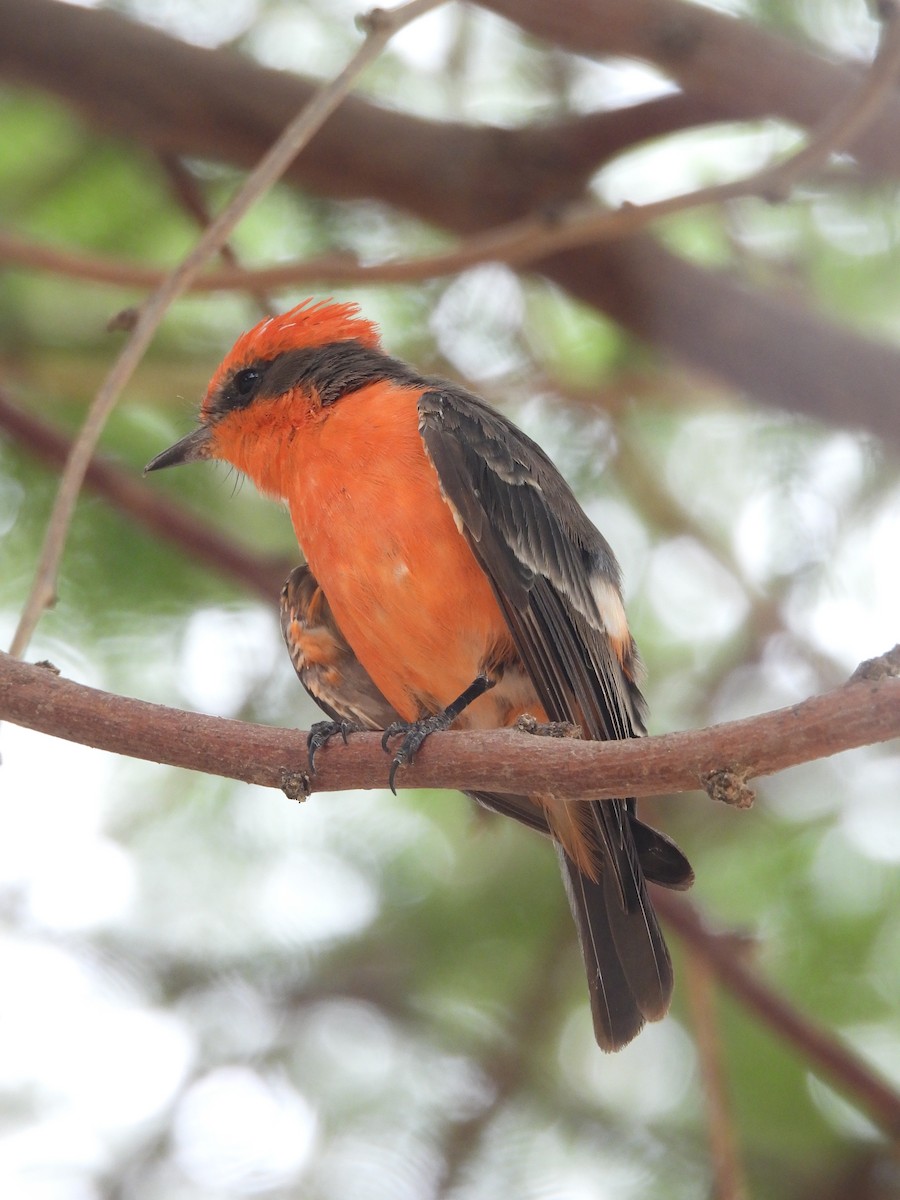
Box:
left=558, top=842, right=673, bottom=1050
left=471, top=791, right=693, bottom=890
left=629, top=816, right=694, bottom=891
left=601, top=852, right=673, bottom=1021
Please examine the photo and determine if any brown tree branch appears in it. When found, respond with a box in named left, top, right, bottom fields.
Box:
left=3, top=0, right=900, bottom=445
left=545, top=235, right=900, bottom=447
left=481, top=0, right=900, bottom=178
left=747, top=0, right=900, bottom=200
left=656, top=892, right=900, bottom=1139
left=0, top=1, right=726, bottom=225
left=683, top=949, right=748, bottom=1200
left=1, top=648, right=897, bottom=801
left=0, top=40, right=888, bottom=301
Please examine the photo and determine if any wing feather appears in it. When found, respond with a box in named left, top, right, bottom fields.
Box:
left=419, top=383, right=645, bottom=806
left=419, top=385, right=677, bottom=1041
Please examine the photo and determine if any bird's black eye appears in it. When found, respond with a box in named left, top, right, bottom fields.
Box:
left=233, top=368, right=261, bottom=397
left=219, top=366, right=264, bottom=413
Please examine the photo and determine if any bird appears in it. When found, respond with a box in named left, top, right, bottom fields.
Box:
left=146, top=298, right=693, bottom=1050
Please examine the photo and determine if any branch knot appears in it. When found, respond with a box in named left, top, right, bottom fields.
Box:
left=701, top=766, right=755, bottom=810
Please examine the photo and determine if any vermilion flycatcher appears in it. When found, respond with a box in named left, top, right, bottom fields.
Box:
left=147, top=299, right=692, bottom=1050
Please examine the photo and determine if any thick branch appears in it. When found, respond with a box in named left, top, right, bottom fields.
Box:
left=545, top=238, right=900, bottom=446
left=481, top=0, right=900, bottom=178
left=3, top=0, right=900, bottom=445
left=1, top=650, right=897, bottom=800
left=0, top=0, right=707, bottom=227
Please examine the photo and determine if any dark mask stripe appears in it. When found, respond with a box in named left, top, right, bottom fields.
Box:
left=208, top=340, right=426, bottom=416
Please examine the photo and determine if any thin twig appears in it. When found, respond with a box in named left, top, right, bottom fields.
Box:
left=156, top=151, right=277, bottom=317
left=7, top=0, right=446, bottom=659
left=683, top=951, right=748, bottom=1200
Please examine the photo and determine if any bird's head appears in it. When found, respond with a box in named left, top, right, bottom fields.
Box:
left=144, top=299, right=382, bottom=481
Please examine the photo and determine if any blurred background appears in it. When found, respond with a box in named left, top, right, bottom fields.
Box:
left=1, top=0, right=899, bottom=1196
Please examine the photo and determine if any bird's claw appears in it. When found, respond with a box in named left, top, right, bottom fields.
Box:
left=381, top=713, right=451, bottom=794
left=307, top=718, right=361, bottom=772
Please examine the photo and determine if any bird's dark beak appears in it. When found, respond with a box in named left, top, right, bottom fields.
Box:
left=144, top=424, right=214, bottom=474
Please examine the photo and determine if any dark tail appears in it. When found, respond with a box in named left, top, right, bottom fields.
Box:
left=471, top=790, right=691, bottom=1050
left=557, top=842, right=674, bottom=1052
left=470, top=792, right=694, bottom=889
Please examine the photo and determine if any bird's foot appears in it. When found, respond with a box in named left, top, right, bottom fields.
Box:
left=381, top=675, right=496, bottom=793
left=381, top=711, right=454, bottom=794
left=307, top=719, right=363, bottom=772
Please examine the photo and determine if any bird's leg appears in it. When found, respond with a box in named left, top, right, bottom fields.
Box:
left=381, top=674, right=496, bottom=793
left=307, top=719, right=364, bottom=772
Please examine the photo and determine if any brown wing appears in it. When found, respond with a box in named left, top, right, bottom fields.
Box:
left=418, top=385, right=690, bottom=1046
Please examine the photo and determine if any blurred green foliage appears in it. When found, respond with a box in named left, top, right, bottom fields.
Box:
left=1, top=2, right=899, bottom=1199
